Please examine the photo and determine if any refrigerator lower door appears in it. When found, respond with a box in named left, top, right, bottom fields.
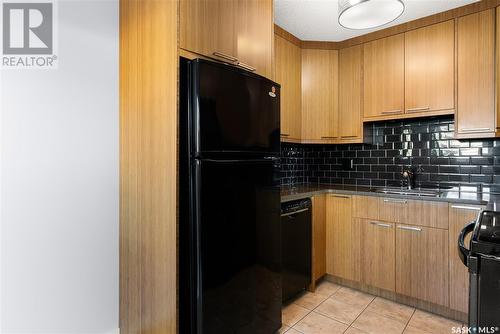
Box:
left=194, top=158, right=281, bottom=334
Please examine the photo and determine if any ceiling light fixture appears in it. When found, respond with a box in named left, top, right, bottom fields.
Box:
left=338, top=0, right=405, bottom=30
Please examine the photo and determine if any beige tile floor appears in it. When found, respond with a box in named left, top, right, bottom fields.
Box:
left=280, top=281, right=465, bottom=334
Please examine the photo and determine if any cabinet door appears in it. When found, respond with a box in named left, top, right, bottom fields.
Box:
left=301, top=49, right=339, bottom=142
left=326, top=195, right=360, bottom=281
left=456, top=9, right=496, bottom=138
left=236, top=0, right=273, bottom=78
left=449, top=204, right=483, bottom=313
left=312, top=195, right=326, bottom=285
left=275, top=35, right=301, bottom=140
left=339, top=45, right=363, bottom=142
left=364, top=34, right=404, bottom=119
left=180, top=0, right=238, bottom=62
left=360, top=219, right=395, bottom=291
left=396, top=224, right=449, bottom=306
left=405, top=20, right=454, bottom=114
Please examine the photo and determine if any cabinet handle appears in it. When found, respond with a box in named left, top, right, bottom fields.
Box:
left=406, top=106, right=430, bottom=113
left=383, top=198, right=408, bottom=204
left=370, top=222, right=392, bottom=228
left=329, top=195, right=350, bottom=199
left=237, top=62, right=256, bottom=72
left=451, top=205, right=482, bottom=211
left=213, top=51, right=238, bottom=62
left=460, top=127, right=492, bottom=132
left=397, top=225, right=422, bottom=232
left=341, top=135, right=358, bottom=138
left=381, top=110, right=402, bottom=114
left=281, top=134, right=290, bottom=137
left=321, top=136, right=337, bottom=139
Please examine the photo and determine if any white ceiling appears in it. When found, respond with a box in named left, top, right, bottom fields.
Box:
left=274, top=0, right=480, bottom=41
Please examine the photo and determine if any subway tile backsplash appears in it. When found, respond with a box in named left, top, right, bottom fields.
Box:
left=281, top=116, right=500, bottom=188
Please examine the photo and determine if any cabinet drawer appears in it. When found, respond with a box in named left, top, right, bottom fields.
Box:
left=379, top=197, right=408, bottom=223
left=407, top=200, right=449, bottom=229
left=353, top=195, right=379, bottom=219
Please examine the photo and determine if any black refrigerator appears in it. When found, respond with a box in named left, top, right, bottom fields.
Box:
left=179, top=58, right=282, bottom=334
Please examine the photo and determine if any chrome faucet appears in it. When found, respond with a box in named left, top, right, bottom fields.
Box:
left=401, top=169, right=415, bottom=190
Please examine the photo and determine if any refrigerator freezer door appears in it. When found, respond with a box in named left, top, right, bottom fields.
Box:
left=194, top=158, right=281, bottom=334
left=192, top=60, right=280, bottom=157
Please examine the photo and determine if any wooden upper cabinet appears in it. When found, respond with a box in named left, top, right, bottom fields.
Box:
left=180, top=0, right=236, bottom=60
left=456, top=9, right=496, bottom=138
left=405, top=20, right=455, bottom=114
left=180, top=0, right=273, bottom=78
left=339, top=45, right=363, bottom=142
left=275, top=35, right=301, bottom=140
left=301, top=49, right=339, bottom=142
left=236, top=0, right=273, bottom=78
left=363, top=34, right=404, bottom=119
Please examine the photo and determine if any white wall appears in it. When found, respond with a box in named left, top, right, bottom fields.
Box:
left=0, top=0, right=119, bottom=333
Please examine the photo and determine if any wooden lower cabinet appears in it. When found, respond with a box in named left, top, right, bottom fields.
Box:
left=449, top=204, right=483, bottom=313
left=326, top=194, right=360, bottom=282
left=359, top=219, right=395, bottom=291
left=311, top=195, right=326, bottom=285
left=396, top=224, right=449, bottom=307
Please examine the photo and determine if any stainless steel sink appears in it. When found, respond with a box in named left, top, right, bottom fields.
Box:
left=371, top=187, right=441, bottom=197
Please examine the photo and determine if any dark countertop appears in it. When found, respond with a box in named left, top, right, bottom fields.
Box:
left=281, top=183, right=500, bottom=213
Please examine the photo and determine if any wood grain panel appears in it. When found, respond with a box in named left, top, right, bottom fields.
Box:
left=405, top=20, right=455, bottom=114
left=363, top=34, right=404, bottom=119
left=301, top=40, right=341, bottom=50
left=456, top=9, right=496, bottom=138
left=120, top=0, right=177, bottom=332
left=180, top=0, right=217, bottom=57
left=360, top=219, right=396, bottom=292
left=326, top=195, right=360, bottom=282
left=352, top=196, right=379, bottom=220
left=236, top=0, right=273, bottom=78
left=275, top=34, right=302, bottom=140
left=396, top=224, right=449, bottom=307
left=407, top=200, right=449, bottom=229
left=301, top=48, right=339, bottom=141
left=312, top=195, right=327, bottom=288
left=449, top=204, right=483, bottom=313
left=339, top=45, right=363, bottom=142
left=379, top=197, right=408, bottom=224
left=274, top=24, right=302, bottom=48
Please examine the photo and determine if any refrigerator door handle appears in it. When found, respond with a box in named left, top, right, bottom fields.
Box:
left=458, top=221, right=476, bottom=266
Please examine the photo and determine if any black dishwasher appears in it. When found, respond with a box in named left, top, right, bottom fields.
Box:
left=281, top=199, right=312, bottom=303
